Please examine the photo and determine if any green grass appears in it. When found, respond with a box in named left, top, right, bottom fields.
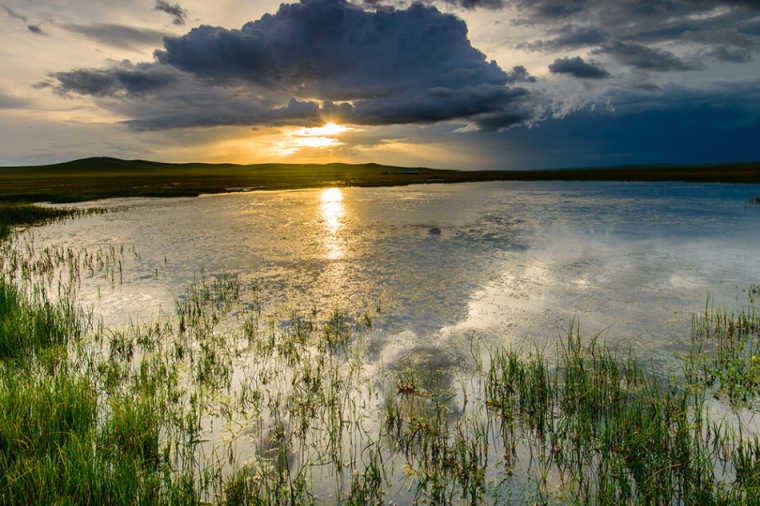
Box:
left=686, top=289, right=760, bottom=405
left=2, top=157, right=760, bottom=202
left=484, top=334, right=721, bottom=504
left=0, top=203, right=78, bottom=240
left=0, top=279, right=86, bottom=360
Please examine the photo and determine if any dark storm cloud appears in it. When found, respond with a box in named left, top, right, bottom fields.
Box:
left=594, top=42, right=703, bottom=71
left=549, top=56, right=610, bottom=78
left=439, top=0, right=505, bottom=9
left=121, top=96, right=325, bottom=131
left=522, top=26, right=608, bottom=51
left=155, top=1, right=509, bottom=99
left=508, top=0, right=760, bottom=70
left=63, top=24, right=169, bottom=50
left=739, top=19, right=760, bottom=36
left=155, top=0, right=188, bottom=25
left=54, top=0, right=537, bottom=131
left=364, top=0, right=505, bottom=10
left=710, top=45, right=753, bottom=62
left=54, top=62, right=177, bottom=97
left=490, top=80, right=760, bottom=169
left=505, top=65, right=536, bottom=83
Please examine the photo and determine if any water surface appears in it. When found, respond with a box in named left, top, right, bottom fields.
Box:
left=34, top=181, right=760, bottom=371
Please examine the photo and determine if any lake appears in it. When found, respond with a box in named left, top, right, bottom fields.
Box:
left=30, top=181, right=760, bottom=366
left=10, top=180, right=760, bottom=502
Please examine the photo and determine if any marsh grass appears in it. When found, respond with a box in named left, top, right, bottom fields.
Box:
left=687, top=290, right=760, bottom=405
left=4, top=217, right=760, bottom=504
left=484, top=333, right=725, bottom=504
left=0, top=203, right=101, bottom=241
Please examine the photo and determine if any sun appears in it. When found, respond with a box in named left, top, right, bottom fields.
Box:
left=293, top=122, right=351, bottom=137
left=274, top=122, right=353, bottom=155
left=321, top=187, right=343, bottom=203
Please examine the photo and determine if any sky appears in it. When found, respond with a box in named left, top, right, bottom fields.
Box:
left=1, top=0, right=759, bottom=170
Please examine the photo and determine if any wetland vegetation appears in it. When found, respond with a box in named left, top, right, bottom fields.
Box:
left=0, top=203, right=80, bottom=240
left=1, top=198, right=760, bottom=504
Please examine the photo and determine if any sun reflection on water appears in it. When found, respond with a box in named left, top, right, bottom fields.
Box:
left=320, top=188, right=345, bottom=259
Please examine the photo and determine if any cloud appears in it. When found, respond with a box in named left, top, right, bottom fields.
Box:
left=54, top=61, right=178, bottom=97
left=437, top=0, right=506, bottom=9
left=507, top=1, right=760, bottom=71
left=2, top=5, right=26, bottom=22
left=0, top=90, right=28, bottom=109
left=549, top=56, right=610, bottom=79
left=710, top=45, right=752, bottom=62
left=364, top=0, right=505, bottom=10
left=62, top=23, right=169, bottom=50
left=53, top=0, right=538, bottom=132
left=522, top=26, right=608, bottom=51
left=155, top=0, right=187, bottom=25
left=505, top=65, right=536, bottom=83
left=154, top=1, right=509, bottom=99
left=456, top=79, right=760, bottom=169
left=595, top=42, right=703, bottom=71
left=3, top=5, right=44, bottom=34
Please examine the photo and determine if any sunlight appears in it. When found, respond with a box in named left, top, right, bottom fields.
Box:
left=274, top=122, right=353, bottom=156
left=320, top=188, right=345, bottom=259
left=291, top=136, right=341, bottom=148
left=292, top=122, right=351, bottom=137
left=321, top=187, right=343, bottom=203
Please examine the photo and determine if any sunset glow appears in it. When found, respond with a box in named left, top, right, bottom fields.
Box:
left=320, top=187, right=345, bottom=259
left=274, top=122, right=352, bottom=156
left=292, top=122, right=351, bottom=137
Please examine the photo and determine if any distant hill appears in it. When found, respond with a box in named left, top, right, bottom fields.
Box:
left=1, top=157, right=759, bottom=203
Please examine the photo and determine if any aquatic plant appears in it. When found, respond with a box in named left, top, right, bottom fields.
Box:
left=687, top=292, right=760, bottom=405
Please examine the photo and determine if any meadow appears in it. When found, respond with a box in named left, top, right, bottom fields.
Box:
left=1, top=157, right=760, bottom=203
left=1, top=200, right=760, bottom=504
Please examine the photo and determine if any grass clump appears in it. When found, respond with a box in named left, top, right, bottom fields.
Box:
left=0, top=368, right=198, bottom=505
left=687, top=292, right=760, bottom=405
left=0, top=203, right=77, bottom=240
left=0, top=278, right=87, bottom=360
left=485, top=334, right=720, bottom=504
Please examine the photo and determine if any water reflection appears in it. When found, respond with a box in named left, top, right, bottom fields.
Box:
left=320, top=188, right=345, bottom=259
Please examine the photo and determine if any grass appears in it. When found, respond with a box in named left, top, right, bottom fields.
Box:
left=686, top=288, right=760, bottom=405
left=3, top=208, right=760, bottom=503
left=0, top=203, right=80, bottom=240
left=1, top=157, right=760, bottom=202
left=484, top=334, right=721, bottom=504
left=0, top=278, right=86, bottom=360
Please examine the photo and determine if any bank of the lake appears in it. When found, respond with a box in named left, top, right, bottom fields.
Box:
left=1, top=157, right=760, bottom=203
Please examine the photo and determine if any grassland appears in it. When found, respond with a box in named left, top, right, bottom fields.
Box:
left=1, top=157, right=760, bottom=203
left=2, top=203, right=760, bottom=504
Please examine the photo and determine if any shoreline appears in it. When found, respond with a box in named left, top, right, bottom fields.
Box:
left=1, top=157, right=759, bottom=203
